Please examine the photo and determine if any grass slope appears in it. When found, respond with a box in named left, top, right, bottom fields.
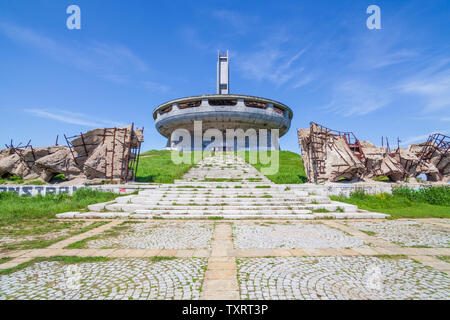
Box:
left=0, top=188, right=118, bottom=220
left=135, top=150, right=201, bottom=183
left=241, top=151, right=307, bottom=184
left=331, top=187, right=450, bottom=218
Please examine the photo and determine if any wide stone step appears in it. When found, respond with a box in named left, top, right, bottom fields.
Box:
left=137, top=190, right=298, bottom=195
left=135, top=193, right=309, bottom=199
left=173, top=180, right=274, bottom=185
left=104, top=203, right=354, bottom=213
left=115, top=197, right=331, bottom=205
left=115, top=205, right=313, bottom=210
left=56, top=211, right=388, bottom=219
left=134, top=209, right=313, bottom=215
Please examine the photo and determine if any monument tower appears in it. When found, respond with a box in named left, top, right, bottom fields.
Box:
left=153, top=51, right=293, bottom=151
left=217, top=50, right=229, bottom=94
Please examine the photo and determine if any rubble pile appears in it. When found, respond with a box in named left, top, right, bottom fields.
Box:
left=0, top=125, right=143, bottom=183
left=298, top=123, right=365, bottom=183
left=298, top=123, right=449, bottom=183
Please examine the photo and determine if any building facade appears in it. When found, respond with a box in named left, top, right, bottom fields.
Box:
left=153, top=51, right=293, bottom=151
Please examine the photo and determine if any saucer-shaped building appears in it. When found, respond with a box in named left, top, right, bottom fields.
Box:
left=153, top=51, right=293, bottom=151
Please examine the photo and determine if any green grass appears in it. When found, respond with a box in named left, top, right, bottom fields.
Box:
left=0, top=188, right=118, bottom=220
left=0, top=175, right=24, bottom=184
left=373, top=254, right=408, bottom=260
left=208, top=216, right=224, bottom=220
left=23, top=180, right=46, bottom=185
left=52, top=174, right=67, bottom=182
left=134, top=150, right=307, bottom=184
left=66, top=223, right=130, bottom=249
left=312, top=208, right=330, bottom=213
left=147, top=256, right=177, bottom=262
left=0, top=256, right=112, bottom=275
left=240, top=151, right=307, bottom=184
left=135, top=150, right=202, bottom=183
left=437, top=256, right=450, bottom=263
left=203, top=178, right=242, bottom=182
left=331, top=187, right=450, bottom=218
left=0, top=188, right=120, bottom=249
left=1, top=221, right=108, bottom=250
left=0, top=175, right=46, bottom=185
left=0, top=257, right=13, bottom=264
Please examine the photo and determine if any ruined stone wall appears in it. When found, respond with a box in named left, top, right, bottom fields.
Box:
left=0, top=125, right=144, bottom=183
left=298, top=124, right=449, bottom=183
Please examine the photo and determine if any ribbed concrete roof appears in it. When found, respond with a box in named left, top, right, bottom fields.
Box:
left=153, top=94, right=293, bottom=118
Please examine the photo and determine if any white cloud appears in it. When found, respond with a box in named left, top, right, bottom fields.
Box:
left=0, top=22, right=168, bottom=92
left=400, top=130, right=448, bottom=146
left=25, top=109, right=125, bottom=128
left=141, top=81, right=170, bottom=92
left=324, top=80, right=392, bottom=116
left=236, top=47, right=309, bottom=86
left=399, top=62, right=450, bottom=112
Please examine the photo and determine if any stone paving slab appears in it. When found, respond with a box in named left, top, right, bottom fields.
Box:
left=237, top=256, right=450, bottom=300
left=232, top=222, right=369, bottom=249
left=0, top=258, right=207, bottom=300
left=1, top=218, right=449, bottom=299
left=200, top=223, right=239, bottom=300
left=46, top=221, right=122, bottom=249
left=345, top=220, right=450, bottom=248
left=84, top=221, right=214, bottom=250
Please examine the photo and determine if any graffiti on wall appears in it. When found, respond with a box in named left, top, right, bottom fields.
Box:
left=0, top=185, right=83, bottom=196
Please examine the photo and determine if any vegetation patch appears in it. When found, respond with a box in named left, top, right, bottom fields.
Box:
left=0, top=175, right=24, bottom=185
left=135, top=150, right=202, bottom=183
left=208, top=216, right=224, bottom=220
left=0, top=188, right=118, bottom=220
left=0, top=257, right=13, bottom=264
left=239, top=151, right=307, bottom=184
left=312, top=208, right=330, bottom=213
left=66, top=222, right=130, bottom=249
left=147, top=256, right=177, bottom=262
left=436, top=256, right=450, bottom=263
left=203, top=178, right=242, bottom=182
left=330, top=187, right=450, bottom=218
left=373, top=254, right=408, bottom=260
left=0, top=220, right=108, bottom=250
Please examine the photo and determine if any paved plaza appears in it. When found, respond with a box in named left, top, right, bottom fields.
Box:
left=237, top=256, right=450, bottom=300
left=86, top=221, right=214, bottom=250
left=233, top=221, right=368, bottom=249
left=0, top=258, right=206, bottom=300
left=0, top=219, right=449, bottom=300
left=0, top=156, right=449, bottom=300
left=345, top=220, right=450, bottom=248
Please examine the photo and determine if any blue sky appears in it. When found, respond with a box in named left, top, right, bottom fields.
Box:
left=0, top=0, right=449, bottom=152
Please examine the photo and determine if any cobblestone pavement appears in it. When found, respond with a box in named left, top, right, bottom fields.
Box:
left=233, top=222, right=368, bottom=249
left=237, top=256, right=450, bottom=300
left=86, top=221, right=214, bottom=249
left=0, top=219, right=449, bottom=300
left=0, top=258, right=207, bottom=300
left=345, top=220, right=450, bottom=247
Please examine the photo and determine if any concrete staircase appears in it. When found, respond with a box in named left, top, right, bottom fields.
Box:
left=57, top=154, right=388, bottom=219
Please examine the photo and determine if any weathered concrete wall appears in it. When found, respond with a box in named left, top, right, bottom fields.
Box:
left=0, top=184, right=156, bottom=196
left=0, top=183, right=443, bottom=197
left=287, top=183, right=443, bottom=197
